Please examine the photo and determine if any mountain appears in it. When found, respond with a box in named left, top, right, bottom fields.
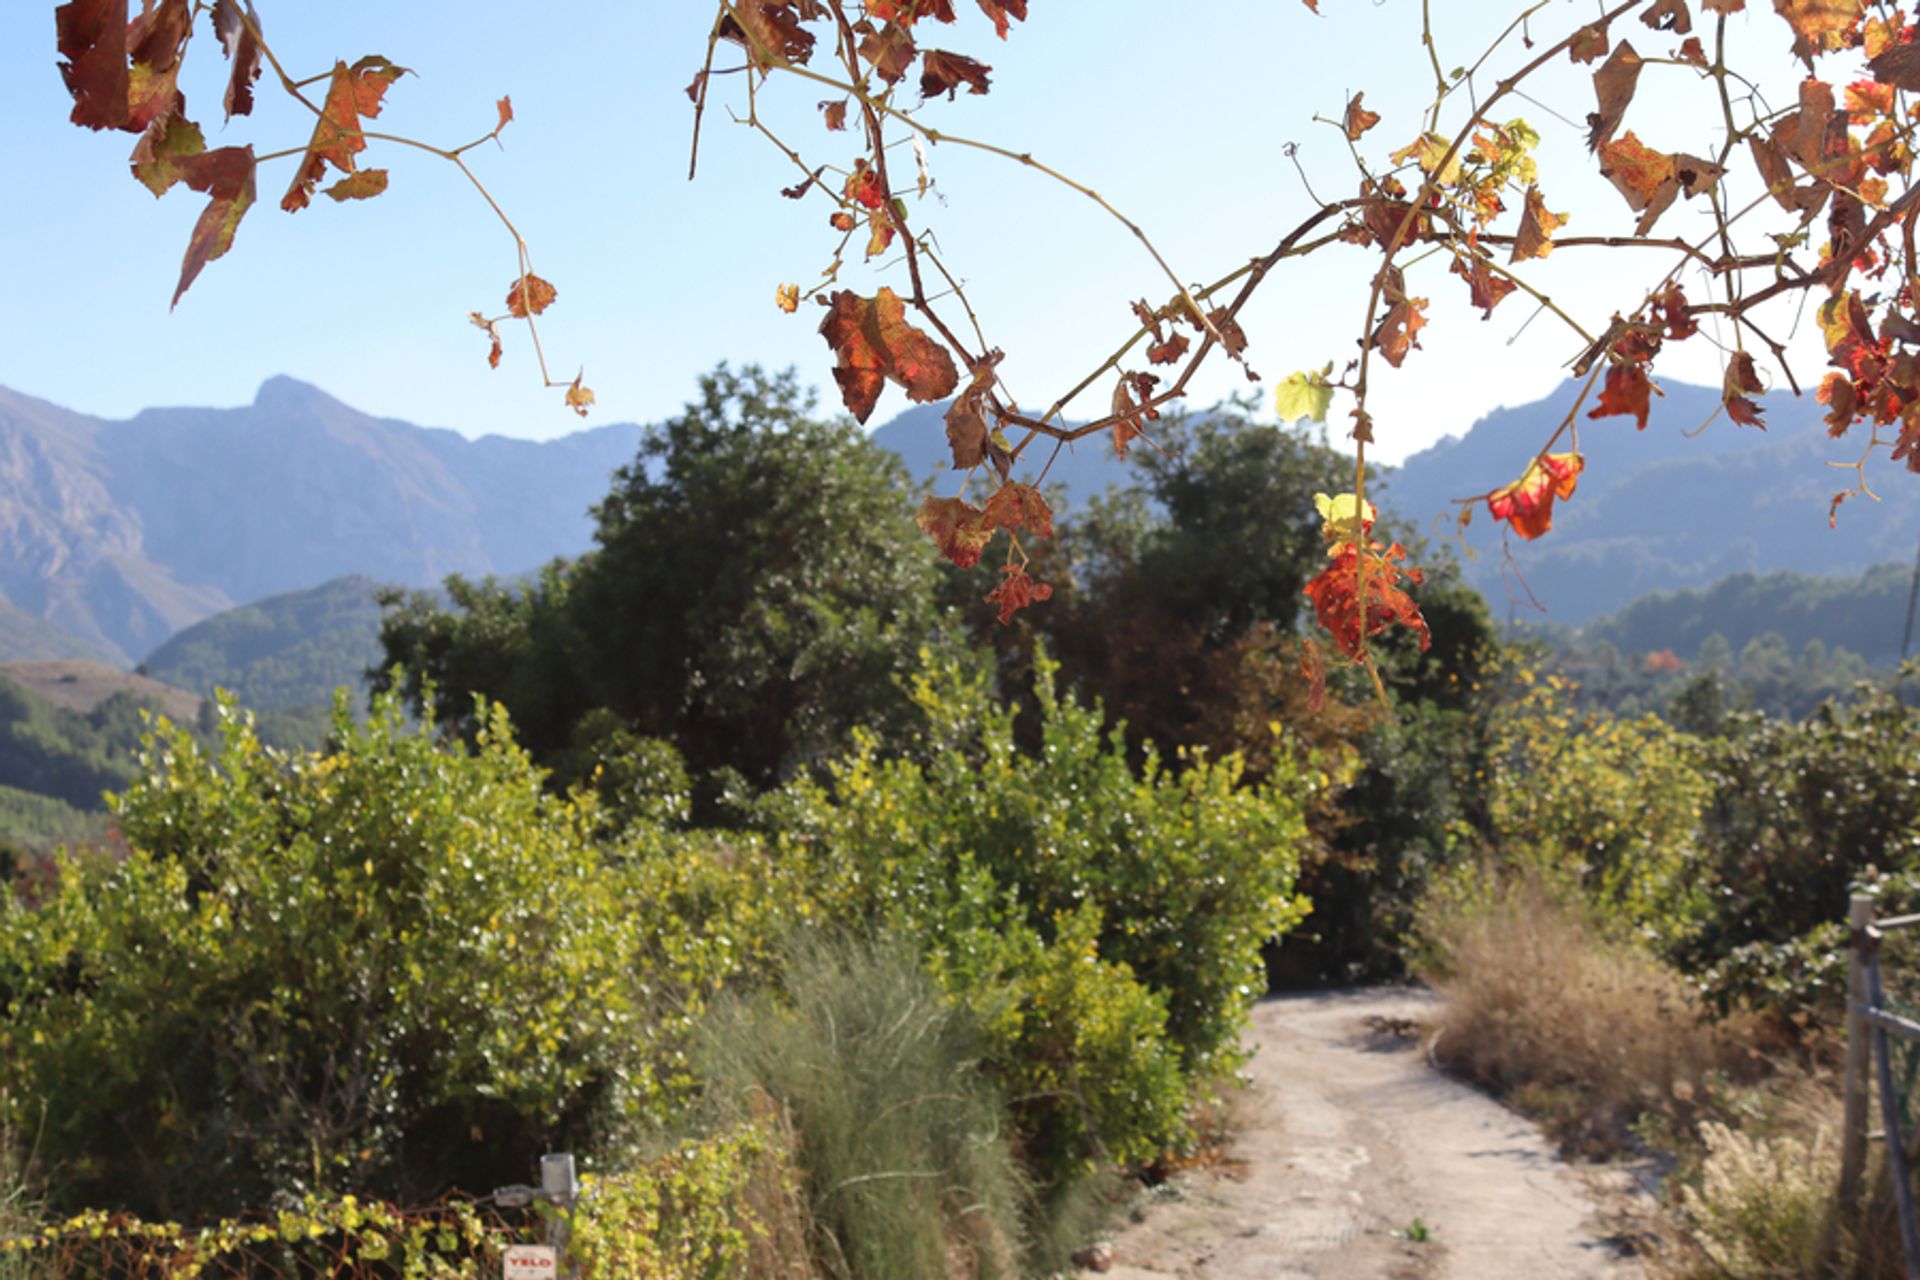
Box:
left=142, top=574, right=387, bottom=712
left=0, top=379, right=643, bottom=665
left=1379, top=380, right=1920, bottom=625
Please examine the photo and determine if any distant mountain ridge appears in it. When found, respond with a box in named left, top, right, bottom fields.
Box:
left=1379, top=379, right=1920, bottom=624
left=0, top=378, right=642, bottom=665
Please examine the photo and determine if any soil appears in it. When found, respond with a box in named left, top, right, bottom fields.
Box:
left=1087, top=986, right=1650, bottom=1280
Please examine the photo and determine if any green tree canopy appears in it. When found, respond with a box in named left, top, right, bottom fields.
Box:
left=378, top=365, right=941, bottom=788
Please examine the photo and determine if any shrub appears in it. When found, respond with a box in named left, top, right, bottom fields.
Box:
left=1483, top=671, right=1713, bottom=948
left=0, top=693, right=774, bottom=1217
left=1659, top=1117, right=1845, bottom=1280
left=1418, top=871, right=1750, bottom=1156
left=754, top=650, right=1313, bottom=1183
left=692, top=936, right=1026, bottom=1280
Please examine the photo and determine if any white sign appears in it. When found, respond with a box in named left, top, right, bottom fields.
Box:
left=502, top=1244, right=559, bottom=1279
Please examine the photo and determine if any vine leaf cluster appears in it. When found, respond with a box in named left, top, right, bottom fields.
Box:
left=50, top=0, right=1920, bottom=704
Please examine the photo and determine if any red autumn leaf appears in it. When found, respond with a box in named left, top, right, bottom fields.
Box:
left=1597, top=131, right=1678, bottom=231
left=859, top=22, right=917, bottom=82
left=325, top=169, right=389, bottom=201
left=1510, top=186, right=1566, bottom=262
left=1641, top=0, right=1692, bottom=34
left=1110, top=371, right=1160, bottom=458
left=871, top=0, right=959, bottom=23
left=820, top=99, right=849, bottom=131
left=921, top=49, right=992, bottom=98
left=1298, top=636, right=1328, bottom=715
left=1587, top=41, right=1644, bottom=150
left=1723, top=350, right=1767, bottom=426
left=1303, top=540, right=1431, bottom=662
left=1570, top=23, right=1611, bottom=63
left=1369, top=267, right=1427, bottom=368
left=945, top=349, right=1003, bottom=470
left=282, top=56, right=407, bottom=213
left=130, top=111, right=206, bottom=197
left=211, top=0, right=264, bottom=122
left=1147, top=332, right=1189, bottom=365
left=172, top=145, right=256, bottom=308
left=496, top=95, right=514, bottom=131
left=819, top=287, right=961, bottom=424
left=1678, top=35, right=1708, bottom=65
left=916, top=495, right=994, bottom=567
left=1344, top=92, right=1381, bottom=140
left=1451, top=254, right=1517, bottom=319
left=722, top=0, right=818, bottom=68
left=1654, top=283, right=1699, bottom=340
left=1775, top=0, right=1864, bottom=56
left=847, top=163, right=888, bottom=210
left=1486, top=451, right=1584, bottom=540
left=56, top=0, right=131, bottom=130
left=505, top=274, right=557, bottom=318
left=1817, top=371, right=1858, bottom=434
left=985, top=563, right=1052, bottom=623
left=982, top=481, right=1053, bottom=537
left=469, top=311, right=504, bottom=370
left=1589, top=360, right=1659, bottom=429
left=125, top=0, right=192, bottom=134
left=976, top=0, right=1028, bottom=39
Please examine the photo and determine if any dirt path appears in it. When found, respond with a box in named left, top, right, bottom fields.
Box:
left=1092, top=987, right=1645, bottom=1280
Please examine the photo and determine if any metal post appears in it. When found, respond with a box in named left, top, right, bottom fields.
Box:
left=1866, top=952, right=1920, bottom=1280
left=1829, top=893, right=1876, bottom=1260
left=541, top=1153, right=578, bottom=1278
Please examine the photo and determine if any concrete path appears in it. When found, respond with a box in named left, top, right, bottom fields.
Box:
left=1091, top=987, right=1645, bottom=1280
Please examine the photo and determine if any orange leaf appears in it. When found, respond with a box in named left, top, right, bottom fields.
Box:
left=1723, top=351, right=1767, bottom=427
left=469, top=311, right=504, bottom=370
left=984, top=563, right=1052, bottom=623
left=505, top=274, right=557, bottom=318
left=1451, top=255, right=1517, bottom=319
left=1486, top=452, right=1584, bottom=540
left=1303, top=540, right=1430, bottom=661
left=1775, top=0, right=1864, bottom=56
left=916, top=496, right=994, bottom=567
left=983, top=482, right=1053, bottom=537
left=1344, top=92, right=1381, bottom=140
left=496, top=95, right=514, bottom=130
left=818, top=287, right=960, bottom=423
left=976, top=0, right=1028, bottom=39
left=565, top=372, right=595, bottom=418
left=1590, top=359, right=1659, bottom=429
left=776, top=283, right=801, bottom=313
left=1510, top=186, right=1566, bottom=262
left=171, top=145, right=256, bottom=308
left=282, top=56, right=407, bottom=213
left=921, top=49, right=992, bottom=98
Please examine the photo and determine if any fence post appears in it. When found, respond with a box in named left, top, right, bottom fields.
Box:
left=541, top=1153, right=578, bottom=1277
left=1835, top=894, right=1876, bottom=1236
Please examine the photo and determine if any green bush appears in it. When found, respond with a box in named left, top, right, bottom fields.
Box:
left=754, top=650, right=1312, bottom=1183
left=0, top=693, right=775, bottom=1218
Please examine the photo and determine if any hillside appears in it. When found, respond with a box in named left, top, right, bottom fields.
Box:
left=0, top=660, right=201, bottom=723
left=0, top=379, right=642, bottom=665
left=142, top=574, right=387, bottom=712
left=1381, top=379, right=1920, bottom=625
left=1579, top=560, right=1914, bottom=667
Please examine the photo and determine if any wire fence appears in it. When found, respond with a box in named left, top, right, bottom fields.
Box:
left=1838, top=894, right=1920, bottom=1279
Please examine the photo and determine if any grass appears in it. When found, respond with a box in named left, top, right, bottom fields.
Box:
left=690, top=934, right=1034, bottom=1280
left=1416, top=872, right=1757, bottom=1158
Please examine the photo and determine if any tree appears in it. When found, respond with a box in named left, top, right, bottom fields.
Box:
left=377, top=365, right=942, bottom=788
left=48, top=0, right=1920, bottom=688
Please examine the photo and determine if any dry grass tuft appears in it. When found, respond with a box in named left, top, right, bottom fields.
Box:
left=1419, top=873, right=1756, bottom=1157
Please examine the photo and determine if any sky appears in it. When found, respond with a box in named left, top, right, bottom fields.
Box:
left=0, top=1, right=1856, bottom=465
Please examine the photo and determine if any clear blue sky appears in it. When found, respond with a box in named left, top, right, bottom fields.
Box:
left=0, top=1, right=1842, bottom=465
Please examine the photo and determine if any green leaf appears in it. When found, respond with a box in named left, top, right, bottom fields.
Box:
left=1274, top=368, right=1334, bottom=426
